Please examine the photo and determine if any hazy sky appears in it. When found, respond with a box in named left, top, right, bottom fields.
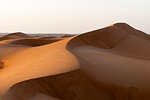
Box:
left=0, top=0, right=149, bottom=34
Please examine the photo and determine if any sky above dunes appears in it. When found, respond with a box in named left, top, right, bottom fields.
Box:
left=0, top=0, right=149, bottom=34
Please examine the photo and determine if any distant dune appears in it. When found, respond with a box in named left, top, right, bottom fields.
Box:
left=1, top=23, right=150, bottom=100
left=0, top=32, right=31, bottom=41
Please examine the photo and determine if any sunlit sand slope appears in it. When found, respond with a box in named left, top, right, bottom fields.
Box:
left=0, top=37, right=79, bottom=95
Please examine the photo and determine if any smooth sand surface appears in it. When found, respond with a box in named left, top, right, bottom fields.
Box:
left=28, top=93, right=59, bottom=100
left=1, top=23, right=150, bottom=100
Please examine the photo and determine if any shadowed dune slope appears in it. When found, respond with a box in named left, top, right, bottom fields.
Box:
left=67, top=23, right=150, bottom=49
left=5, top=70, right=111, bottom=100
left=10, top=38, right=63, bottom=46
left=66, top=23, right=150, bottom=99
left=2, top=23, right=150, bottom=100
left=114, top=23, right=150, bottom=40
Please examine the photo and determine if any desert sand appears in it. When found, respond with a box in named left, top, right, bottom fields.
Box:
left=1, top=23, right=150, bottom=100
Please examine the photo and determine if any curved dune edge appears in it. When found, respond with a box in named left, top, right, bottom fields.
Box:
left=2, top=23, right=150, bottom=100
left=0, top=37, right=80, bottom=95
left=4, top=70, right=110, bottom=100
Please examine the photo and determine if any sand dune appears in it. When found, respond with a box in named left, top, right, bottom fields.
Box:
left=11, top=38, right=63, bottom=46
left=0, top=32, right=31, bottom=41
left=1, top=23, right=150, bottom=100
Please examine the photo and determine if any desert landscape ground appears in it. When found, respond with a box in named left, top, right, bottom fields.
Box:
left=0, top=23, right=150, bottom=100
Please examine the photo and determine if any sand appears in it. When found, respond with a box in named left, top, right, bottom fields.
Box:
left=28, top=93, right=60, bottom=100
left=1, top=23, right=150, bottom=100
